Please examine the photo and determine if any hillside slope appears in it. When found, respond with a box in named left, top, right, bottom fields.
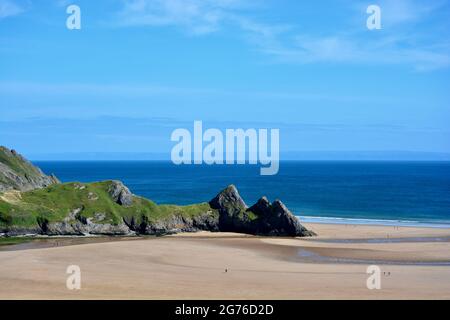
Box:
left=0, top=146, right=315, bottom=237
left=0, top=146, right=59, bottom=192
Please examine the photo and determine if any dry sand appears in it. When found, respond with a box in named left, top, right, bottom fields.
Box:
left=0, top=223, right=449, bottom=299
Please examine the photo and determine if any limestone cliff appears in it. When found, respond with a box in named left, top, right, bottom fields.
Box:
left=0, top=147, right=315, bottom=237
left=0, top=146, right=59, bottom=192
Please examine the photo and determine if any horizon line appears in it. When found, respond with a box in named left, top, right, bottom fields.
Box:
left=24, top=150, right=450, bottom=162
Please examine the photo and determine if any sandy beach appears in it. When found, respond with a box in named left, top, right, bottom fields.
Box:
left=0, top=223, right=449, bottom=300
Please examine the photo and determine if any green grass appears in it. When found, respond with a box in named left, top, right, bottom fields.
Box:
left=0, top=181, right=217, bottom=229
left=0, top=236, right=32, bottom=246
left=0, top=146, right=41, bottom=178
left=1, top=146, right=225, bottom=231
left=0, top=174, right=8, bottom=184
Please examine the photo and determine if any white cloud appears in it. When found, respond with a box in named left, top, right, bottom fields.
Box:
left=247, top=0, right=450, bottom=71
left=114, top=0, right=450, bottom=71
left=0, top=0, right=24, bottom=19
left=117, top=0, right=252, bottom=35
left=257, top=34, right=450, bottom=71
left=377, top=0, right=446, bottom=26
left=0, top=81, right=388, bottom=103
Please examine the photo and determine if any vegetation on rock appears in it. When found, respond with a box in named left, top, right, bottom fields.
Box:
left=0, top=146, right=314, bottom=237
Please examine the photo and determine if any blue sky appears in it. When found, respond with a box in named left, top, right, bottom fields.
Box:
left=0, top=0, right=449, bottom=159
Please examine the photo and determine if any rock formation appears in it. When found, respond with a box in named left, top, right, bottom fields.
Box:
left=108, top=180, right=133, bottom=206
left=210, top=185, right=315, bottom=237
left=0, top=146, right=59, bottom=192
left=0, top=146, right=315, bottom=238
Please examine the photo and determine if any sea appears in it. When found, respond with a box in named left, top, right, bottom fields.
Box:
left=35, top=161, right=450, bottom=228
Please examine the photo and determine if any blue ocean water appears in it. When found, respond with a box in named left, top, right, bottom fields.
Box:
left=35, top=161, right=450, bottom=228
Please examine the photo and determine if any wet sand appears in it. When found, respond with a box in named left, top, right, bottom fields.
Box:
left=0, top=223, right=449, bottom=299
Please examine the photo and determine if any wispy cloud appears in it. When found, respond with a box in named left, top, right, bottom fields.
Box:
left=114, top=0, right=450, bottom=71
left=375, top=0, right=446, bottom=26
left=0, top=0, right=25, bottom=19
left=0, top=81, right=406, bottom=104
left=116, top=0, right=255, bottom=35
left=258, top=34, right=450, bottom=71
left=0, top=81, right=217, bottom=96
left=246, top=0, right=450, bottom=71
